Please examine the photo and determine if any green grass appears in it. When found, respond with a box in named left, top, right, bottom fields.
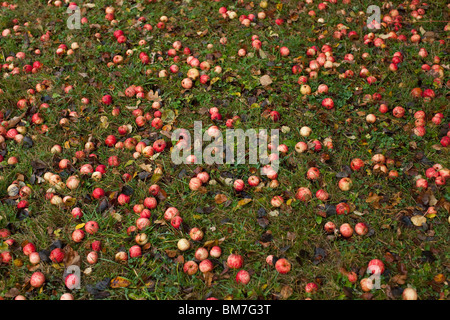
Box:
left=0, top=0, right=448, bottom=300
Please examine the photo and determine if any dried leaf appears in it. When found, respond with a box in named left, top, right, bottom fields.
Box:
left=260, top=75, right=272, bottom=86
left=110, top=277, right=131, bottom=288
left=214, top=194, right=228, bottom=204
left=411, top=215, right=426, bottom=227
left=139, top=163, right=153, bottom=173
left=280, top=285, right=293, bottom=299
left=233, top=198, right=252, bottom=211
left=63, top=245, right=80, bottom=268
left=146, top=90, right=162, bottom=102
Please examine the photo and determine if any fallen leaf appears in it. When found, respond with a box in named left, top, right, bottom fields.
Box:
left=411, top=215, right=426, bottom=227
left=233, top=198, right=252, bottom=211
left=214, top=194, right=228, bottom=204
left=110, top=277, right=131, bottom=288
left=260, top=75, right=272, bottom=86
left=280, top=285, right=293, bottom=299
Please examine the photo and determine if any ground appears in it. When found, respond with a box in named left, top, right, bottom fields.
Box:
left=0, top=0, right=449, bottom=300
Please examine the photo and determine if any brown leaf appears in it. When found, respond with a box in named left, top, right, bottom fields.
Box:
left=214, top=194, right=228, bottom=205
left=4, top=287, right=20, bottom=298
left=160, top=130, right=172, bottom=139
left=391, top=274, right=407, bottom=285
left=361, top=293, right=374, bottom=300
left=154, top=219, right=167, bottom=225
left=287, top=232, right=297, bottom=241
left=165, top=250, right=177, bottom=258
left=257, top=217, right=270, bottom=229
left=366, top=193, right=383, bottom=209
left=390, top=192, right=402, bottom=207
left=6, top=112, right=26, bottom=129
left=384, top=252, right=395, bottom=264
left=385, top=285, right=396, bottom=300
left=146, top=90, right=162, bottom=102
left=139, top=163, right=153, bottom=173
left=175, top=255, right=184, bottom=264
left=156, top=189, right=167, bottom=201
left=442, top=200, right=450, bottom=213
left=204, top=271, right=214, bottom=287
left=259, top=75, right=272, bottom=86
left=398, top=262, right=408, bottom=275
left=280, top=285, right=293, bottom=299
left=63, top=245, right=80, bottom=267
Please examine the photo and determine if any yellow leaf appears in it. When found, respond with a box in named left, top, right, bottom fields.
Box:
left=111, top=211, right=122, bottom=222
left=52, top=263, right=64, bottom=270
left=203, top=240, right=218, bottom=248
left=110, top=276, right=132, bottom=288
left=54, top=229, right=62, bottom=237
left=109, top=191, right=118, bottom=200
left=210, top=77, right=220, bottom=84
left=276, top=3, right=283, bottom=11
left=286, top=199, right=293, bottom=206
left=75, top=223, right=85, bottom=230
left=411, top=215, right=426, bottom=227
left=234, top=198, right=252, bottom=211
left=125, top=160, right=134, bottom=167
left=150, top=173, right=162, bottom=184
left=64, top=197, right=76, bottom=207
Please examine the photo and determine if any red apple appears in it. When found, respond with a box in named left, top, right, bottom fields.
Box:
left=72, top=229, right=85, bottom=243
left=23, top=243, right=36, bottom=256
left=324, top=221, right=336, bottom=234
left=305, top=282, right=318, bottom=293
left=275, top=258, right=291, bottom=274
left=199, top=259, right=213, bottom=273
left=295, top=187, right=312, bottom=202
left=92, top=188, right=105, bottom=199
left=227, top=253, right=243, bottom=269
left=209, top=246, right=222, bottom=258
left=30, top=272, right=45, bottom=288
left=336, top=202, right=350, bottom=215
left=340, top=223, right=353, bottom=238
left=367, top=259, right=385, bottom=275
left=50, top=248, right=65, bottom=263
left=183, top=261, right=198, bottom=275
left=234, top=179, right=245, bottom=191
left=85, top=221, right=99, bottom=234
left=236, top=270, right=251, bottom=284
left=355, top=222, right=369, bottom=235
left=129, top=245, right=142, bottom=258
left=189, top=227, right=204, bottom=241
